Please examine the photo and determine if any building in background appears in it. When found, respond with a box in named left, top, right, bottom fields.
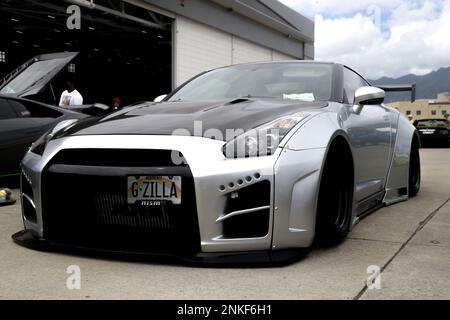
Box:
left=430, top=93, right=450, bottom=118
left=0, top=0, right=314, bottom=105
left=390, top=92, right=450, bottom=121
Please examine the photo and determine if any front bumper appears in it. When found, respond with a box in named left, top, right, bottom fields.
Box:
left=16, top=135, right=320, bottom=264
left=17, top=135, right=279, bottom=262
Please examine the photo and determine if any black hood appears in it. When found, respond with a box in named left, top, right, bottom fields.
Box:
left=62, top=98, right=328, bottom=141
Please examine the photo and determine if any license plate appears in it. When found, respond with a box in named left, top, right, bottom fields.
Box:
left=127, top=176, right=182, bottom=205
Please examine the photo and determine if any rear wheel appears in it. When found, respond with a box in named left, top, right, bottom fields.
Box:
left=315, top=139, right=354, bottom=245
left=408, top=139, right=421, bottom=197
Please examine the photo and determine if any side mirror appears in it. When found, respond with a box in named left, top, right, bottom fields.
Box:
left=153, top=94, right=167, bottom=103
left=353, top=87, right=385, bottom=113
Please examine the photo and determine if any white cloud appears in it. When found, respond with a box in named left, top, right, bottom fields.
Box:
left=280, top=0, right=450, bottom=79
left=279, top=0, right=405, bottom=19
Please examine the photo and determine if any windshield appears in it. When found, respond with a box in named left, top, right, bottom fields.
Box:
left=0, top=57, right=70, bottom=95
left=416, top=119, right=449, bottom=127
left=168, top=63, right=333, bottom=103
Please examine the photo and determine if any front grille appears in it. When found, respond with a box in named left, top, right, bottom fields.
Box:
left=93, top=193, right=173, bottom=229
left=41, top=149, right=200, bottom=254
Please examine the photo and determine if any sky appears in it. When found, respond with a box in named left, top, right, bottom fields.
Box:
left=279, top=0, right=450, bottom=80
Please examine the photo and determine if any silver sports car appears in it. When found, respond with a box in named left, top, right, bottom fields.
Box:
left=13, top=61, right=420, bottom=265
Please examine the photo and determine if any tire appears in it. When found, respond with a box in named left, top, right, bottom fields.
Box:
left=315, top=143, right=354, bottom=246
left=408, top=141, right=421, bottom=197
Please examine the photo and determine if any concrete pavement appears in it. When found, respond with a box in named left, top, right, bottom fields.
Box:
left=0, top=149, right=449, bottom=299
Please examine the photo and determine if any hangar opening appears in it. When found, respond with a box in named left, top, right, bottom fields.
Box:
left=0, top=0, right=173, bottom=106
left=0, top=0, right=315, bottom=107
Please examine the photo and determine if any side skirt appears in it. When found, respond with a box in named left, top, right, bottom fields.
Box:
left=355, top=191, right=385, bottom=219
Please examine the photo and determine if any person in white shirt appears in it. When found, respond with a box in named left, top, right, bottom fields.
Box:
left=59, top=79, right=83, bottom=106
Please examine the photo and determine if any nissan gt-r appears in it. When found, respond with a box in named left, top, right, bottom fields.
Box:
left=13, top=61, right=421, bottom=265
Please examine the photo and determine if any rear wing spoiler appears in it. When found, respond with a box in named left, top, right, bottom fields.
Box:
left=376, top=84, right=416, bottom=103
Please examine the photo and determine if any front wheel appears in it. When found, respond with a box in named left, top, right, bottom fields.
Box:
left=314, top=143, right=354, bottom=245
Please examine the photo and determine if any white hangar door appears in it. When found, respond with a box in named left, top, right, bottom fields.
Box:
left=232, top=37, right=272, bottom=64
left=173, top=16, right=232, bottom=87
left=173, top=16, right=295, bottom=88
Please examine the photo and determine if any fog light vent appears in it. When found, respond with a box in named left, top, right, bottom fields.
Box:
left=21, top=172, right=34, bottom=201
left=22, top=194, right=37, bottom=223
left=222, top=180, right=271, bottom=239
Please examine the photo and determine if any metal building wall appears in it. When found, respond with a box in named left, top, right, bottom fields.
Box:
left=174, top=16, right=296, bottom=86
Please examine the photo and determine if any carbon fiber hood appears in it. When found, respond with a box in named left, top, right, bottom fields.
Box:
left=61, top=98, right=328, bottom=141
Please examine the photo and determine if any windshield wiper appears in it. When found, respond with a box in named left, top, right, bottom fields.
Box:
left=239, top=94, right=277, bottom=99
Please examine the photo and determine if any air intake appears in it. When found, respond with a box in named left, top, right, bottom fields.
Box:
left=222, top=180, right=271, bottom=239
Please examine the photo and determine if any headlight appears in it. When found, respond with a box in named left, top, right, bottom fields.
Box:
left=223, top=114, right=308, bottom=158
left=439, top=129, right=449, bottom=136
left=30, top=119, right=78, bottom=155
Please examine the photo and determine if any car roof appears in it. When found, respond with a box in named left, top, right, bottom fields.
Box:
left=224, top=60, right=337, bottom=67
left=208, top=60, right=366, bottom=82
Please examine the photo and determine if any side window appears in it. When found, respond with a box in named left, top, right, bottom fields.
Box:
left=0, top=98, right=19, bottom=120
left=9, top=100, right=31, bottom=118
left=343, top=68, right=368, bottom=104
left=10, top=100, right=63, bottom=119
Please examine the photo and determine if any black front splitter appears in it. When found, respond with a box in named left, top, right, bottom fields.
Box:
left=12, top=230, right=310, bottom=268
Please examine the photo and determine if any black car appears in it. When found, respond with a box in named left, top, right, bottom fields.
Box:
left=0, top=95, right=86, bottom=182
left=0, top=52, right=97, bottom=184
left=414, top=118, right=450, bottom=147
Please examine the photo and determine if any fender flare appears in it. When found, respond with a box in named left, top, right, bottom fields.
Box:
left=383, top=113, right=418, bottom=205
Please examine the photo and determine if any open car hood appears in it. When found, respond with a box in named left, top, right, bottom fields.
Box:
left=0, top=52, right=79, bottom=98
